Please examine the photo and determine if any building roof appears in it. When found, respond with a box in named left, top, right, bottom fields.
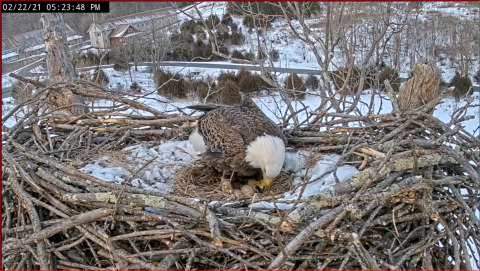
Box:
left=88, top=7, right=177, bottom=33
left=2, top=24, right=79, bottom=53
left=123, top=32, right=142, bottom=38
left=108, top=25, right=131, bottom=38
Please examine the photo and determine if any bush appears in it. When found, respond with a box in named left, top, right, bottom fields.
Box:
left=473, top=70, right=479, bottom=84
left=236, top=68, right=249, bottom=82
left=154, top=69, right=189, bottom=99
left=218, top=71, right=237, bottom=84
left=222, top=32, right=231, bottom=40
left=206, top=14, right=220, bottom=29
left=113, top=62, right=128, bottom=71
left=244, top=51, right=254, bottom=61
left=305, top=74, right=319, bottom=90
left=192, top=80, right=211, bottom=101
left=192, top=40, right=206, bottom=59
left=378, top=67, right=400, bottom=92
left=202, top=44, right=229, bottom=61
left=284, top=73, right=306, bottom=99
left=331, top=66, right=364, bottom=93
left=231, top=49, right=245, bottom=60
left=181, top=20, right=196, bottom=34
left=170, top=33, right=194, bottom=61
left=112, top=51, right=129, bottom=71
left=238, top=72, right=266, bottom=95
left=170, top=32, right=194, bottom=44
left=202, top=44, right=213, bottom=60
left=218, top=46, right=230, bottom=57
left=216, top=79, right=242, bottom=105
left=196, top=32, right=206, bottom=41
left=230, top=22, right=238, bottom=32
left=231, top=31, right=244, bottom=45
left=91, top=67, right=109, bottom=85
left=221, top=13, right=233, bottom=25
left=449, top=72, right=473, bottom=100
left=269, top=49, right=279, bottom=62
left=130, top=81, right=141, bottom=93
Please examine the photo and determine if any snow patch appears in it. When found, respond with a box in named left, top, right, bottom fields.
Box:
left=79, top=140, right=198, bottom=193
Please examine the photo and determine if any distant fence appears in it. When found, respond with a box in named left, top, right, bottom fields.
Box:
left=1, top=41, right=90, bottom=75
left=1, top=55, right=44, bottom=75
left=69, top=41, right=91, bottom=51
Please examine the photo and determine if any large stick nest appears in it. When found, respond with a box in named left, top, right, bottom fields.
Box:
left=1, top=73, right=479, bottom=270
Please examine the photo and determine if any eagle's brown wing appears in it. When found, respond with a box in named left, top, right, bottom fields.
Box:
left=197, top=105, right=285, bottom=157
left=198, top=107, right=245, bottom=156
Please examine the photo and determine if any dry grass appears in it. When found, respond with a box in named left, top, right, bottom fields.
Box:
left=397, top=62, right=441, bottom=113
left=173, top=163, right=294, bottom=201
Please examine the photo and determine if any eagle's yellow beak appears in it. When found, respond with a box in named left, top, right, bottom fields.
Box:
left=261, top=176, right=274, bottom=189
left=248, top=170, right=275, bottom=193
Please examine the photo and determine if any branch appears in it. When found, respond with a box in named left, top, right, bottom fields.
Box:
left=4, top=208, right=114, bottom=252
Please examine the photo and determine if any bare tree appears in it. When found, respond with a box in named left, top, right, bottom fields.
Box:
left=338, top=2, right=412, bottom=113
left=142, top=19, right=173, bottom=73
left=274, top=1, right=347, bottom=113
left=129, top=37, right=144, bottom=72
left=111, top=44, right=133, bottom=83
left=452, top=19, right=478, bottom=77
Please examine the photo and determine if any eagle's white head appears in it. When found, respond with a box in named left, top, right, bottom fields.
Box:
left=245, top=134, right=286, bottom=189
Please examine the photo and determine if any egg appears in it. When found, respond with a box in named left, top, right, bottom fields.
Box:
left=232, top=189, right=243, bottom=196
left=241, top=185, right=255, bottom=196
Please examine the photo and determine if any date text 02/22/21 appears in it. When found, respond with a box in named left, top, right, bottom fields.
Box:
left=1, top=1, right=109, bottom=13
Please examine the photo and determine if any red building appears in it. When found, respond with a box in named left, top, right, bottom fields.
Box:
left=108, top=25, right=142, bottom=47
left=87, top=7, right=179, bottom=49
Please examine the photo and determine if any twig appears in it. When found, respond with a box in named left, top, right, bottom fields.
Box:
left=5, top=169, right=49, bottom=270
left=4, top=208, right=114, bottom=252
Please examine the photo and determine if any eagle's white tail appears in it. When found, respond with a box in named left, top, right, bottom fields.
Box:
left=189, top=128, right=207, bottom=154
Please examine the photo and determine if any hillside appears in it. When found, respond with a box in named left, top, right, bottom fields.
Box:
left=1, top=2, right=192, bottom=38
left=180, top=1, right=479, bottom=83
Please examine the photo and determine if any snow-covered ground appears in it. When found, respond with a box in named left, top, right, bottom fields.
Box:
left=79, top=141, right=197, bottom=193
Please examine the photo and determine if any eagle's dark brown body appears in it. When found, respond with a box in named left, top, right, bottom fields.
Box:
left=188, top=98, right=287, bottom=177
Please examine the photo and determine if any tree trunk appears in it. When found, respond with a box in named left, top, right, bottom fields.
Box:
left=41, top=13, right=76, bottom=83
left=41, top=13, right=88, bottom=115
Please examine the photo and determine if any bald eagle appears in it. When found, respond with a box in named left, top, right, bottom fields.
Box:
left=187, top=97, right=287, bottom=193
